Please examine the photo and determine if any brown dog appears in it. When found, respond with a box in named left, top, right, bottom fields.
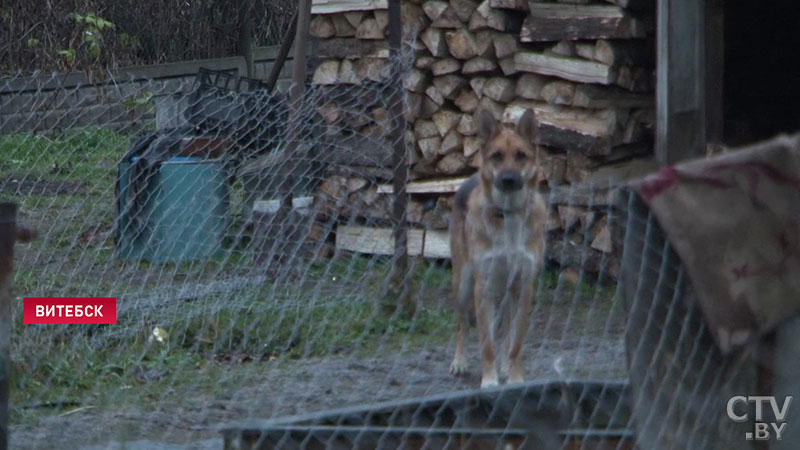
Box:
left=449, top=109, right=547, bottom=387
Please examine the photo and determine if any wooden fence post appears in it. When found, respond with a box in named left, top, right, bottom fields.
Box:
left=388, top=0, right=408, bottom=288
left=0, top=203, right=35, bottom=450
left=0, top=203, right=17, bottom=450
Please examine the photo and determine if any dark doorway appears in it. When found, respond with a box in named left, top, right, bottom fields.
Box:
left=723, top=0, right=800, bottom=146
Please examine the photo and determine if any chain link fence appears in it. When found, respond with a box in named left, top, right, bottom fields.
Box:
left=0, top=41, right=784, bottom=449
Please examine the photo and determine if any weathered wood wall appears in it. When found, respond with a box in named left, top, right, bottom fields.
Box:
left=0, top=46, right=295, bottom=136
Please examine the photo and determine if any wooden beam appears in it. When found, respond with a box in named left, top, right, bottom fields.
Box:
left=336, top=226, right=450, bottom=258
left=378, top=177, right=467, bottom=194
left=656, top=0, right=706, bottom=163
left=520, top=3, right=646, bottom=42
left=514, top=52, right=616, bottom=85
left=311, top=0, right=388, bottom=14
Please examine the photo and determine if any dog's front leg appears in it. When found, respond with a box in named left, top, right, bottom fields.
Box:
left=507, top=272, right=534, bottom=384
left=474, top=277, right=499, bottom=387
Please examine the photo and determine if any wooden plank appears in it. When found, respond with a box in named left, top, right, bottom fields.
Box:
left=377, top=176, right=467, bottom=194
left=520, top=3, right=646, bottom=42
left=317, top=38, right=389, bottom=59
left=336, top=226, right=451, bottom=258
left=311, top=0, right=388, bottom=14
left=514, top=52, right=616, bottom=85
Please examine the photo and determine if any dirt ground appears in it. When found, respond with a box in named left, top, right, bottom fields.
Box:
left=11, top=327, right=626, bottom=450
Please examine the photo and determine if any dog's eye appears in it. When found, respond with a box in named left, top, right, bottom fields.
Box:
left=490, top=152, right=503, bottom=162
left=514, top=151, right=527, bottom=161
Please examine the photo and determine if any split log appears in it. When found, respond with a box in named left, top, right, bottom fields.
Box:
left=418, top=136, right=443, bottom=160
left=355, top=17, right=385, bottom=39
left=547, top=41, right=575, bottom=57
left=469, top=77, right=488, bottom=98
left=572, top=84, right=653, bottom=109
left=355, top=57, right=390, bottom=81
left=401, top=2, right=430, bottom=37
left=317, top=103, right=342, bottom=124
left=454, top=89, right=479, bottom=112
left=457, top=114, right=477, bottom=135
left=437, top=152, right=469, bottom=174
left=420, top=95, right=440, bottom=118
left=310, top=16, right=337, bottom=38
left=541, top=80, right=576, bottom=105
left=414, top=120, right=440, bottom=139
left=615, top=66, right=653, bottom=92
left=450, top=0, right=479, bottom=22
left=575, top=42, right=596, bottom=60
left=404, top=68, right=428, bottom=93
left=503, top=102, right=621, bottom=155
left=421, top=28, right=449, bottom=57
left=425, top=85, right=445, bottom=106
left=373, top=10, right=389, bottom=30
left=431, top=58, right=462, bottom=75
left=464, top=136, right=481, bottom=158
left=520, top=4, right=647, bottom=42
left=431, top=109, right=461, bottom=136
left=590, top=217, right=612, bottom=253
left=473, top=31, right=496, bottom=57
left=492, top=33, right=519, bottom=59
left=462, top=57, right=498, bottom=75
left=432, top=74, right=467, bottom=100
left=331, top=14, right=357, bottom=37
left=313, top=60, right=340, bottom=85
left=416, top=55, right=436, bottom=69
left=515, top=52, right=616, bottom=84
left=565, top=149, right=591, bottom=183
left=478, top=97, right=504, bottom=120
left=468, top=0, right=521, bottom=32
left=498, top=57, right=517, bottom=75
left=538, top=147, right=567, bottom=185
left=482, top=77, right=515, bottom=102
left=344, top=11, right=365, bottom=27
left=441, top=129, right=464, bottom=154
left=515, top=73, right=548, bottom=100
left=337, top=59, right=360, bottom=84
left=423, top=1, right=449, bottom=21
left=593, top=39, right=654, bottom=66
left=445, top=29, right=479, bottom=60
left=424, top=1, right=461, bottom=27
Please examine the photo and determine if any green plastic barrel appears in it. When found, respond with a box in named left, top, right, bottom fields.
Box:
left=116, top=156, right=230, bottom=263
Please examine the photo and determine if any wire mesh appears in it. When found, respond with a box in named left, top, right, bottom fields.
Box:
left=0, top=42, right=774, bottom=450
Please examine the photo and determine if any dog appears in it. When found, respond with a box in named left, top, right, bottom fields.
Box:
left=449, top=109, right=547, bottom=388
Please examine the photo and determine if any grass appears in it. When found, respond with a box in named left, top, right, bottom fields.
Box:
left=1, top=126, right=620, bottom=432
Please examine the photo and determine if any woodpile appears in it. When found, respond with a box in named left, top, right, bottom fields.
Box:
left=304, top=0, right=656, bottom=278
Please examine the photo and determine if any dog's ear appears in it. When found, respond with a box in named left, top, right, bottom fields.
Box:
left=477, top=109, right=498, bottom=142
left=516, top=109, right=537, bottom=144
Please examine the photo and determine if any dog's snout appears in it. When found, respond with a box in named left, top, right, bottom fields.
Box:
left=496, top=171, right=522, bottom=192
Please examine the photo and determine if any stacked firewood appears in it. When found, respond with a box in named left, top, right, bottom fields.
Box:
left=307, top=0, right=656, bottom=278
